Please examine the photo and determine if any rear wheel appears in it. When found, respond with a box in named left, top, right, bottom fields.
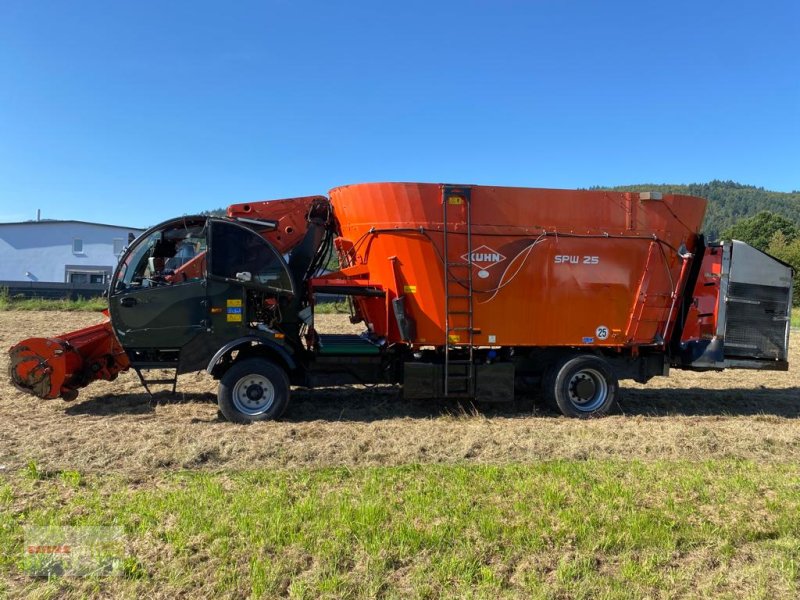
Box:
left=544, top=354, right=619, bottom=418
left=217, top=358, right=290, bottom=423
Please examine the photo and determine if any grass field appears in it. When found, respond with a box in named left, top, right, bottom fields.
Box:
left=0, top=289, right=107, bottom=312
left=3, top=461, right=800, bottom=599
left=1, top=311, right=798, bottom=598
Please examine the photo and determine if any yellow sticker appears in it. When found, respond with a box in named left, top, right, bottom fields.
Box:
left=226, top=313, right=242, bottom=322
left=226, top=299, right=242, bottom=307
left=403, top=285, right=416, bottom=294
left=448, top=334, right=460, bottom=343
left=448, top=196, right=463, bottom=205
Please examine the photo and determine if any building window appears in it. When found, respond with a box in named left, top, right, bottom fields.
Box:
left=113, top=238, right=124, bottom=256
left=68, top=272, right=106, bottom=284
left=73, top=238, right=83, bottom=254
left=65, top=266, right=111, bottom=285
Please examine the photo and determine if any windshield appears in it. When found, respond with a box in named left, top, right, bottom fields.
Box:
left=114, top=218, right=208, bottom=292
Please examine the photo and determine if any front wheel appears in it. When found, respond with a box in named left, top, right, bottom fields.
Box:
left=544, top=354, right=619, bottom=418
left=217, top=358, right=290, bottom=423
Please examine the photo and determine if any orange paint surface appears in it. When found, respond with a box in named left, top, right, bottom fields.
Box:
left=329, top=183, right=707, bottom=348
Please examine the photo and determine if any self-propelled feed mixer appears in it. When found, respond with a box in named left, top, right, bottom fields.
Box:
left=9, top=183, right=794, bottom=421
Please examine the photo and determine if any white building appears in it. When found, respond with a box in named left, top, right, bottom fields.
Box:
left=0, top=220, right=145, bottom=284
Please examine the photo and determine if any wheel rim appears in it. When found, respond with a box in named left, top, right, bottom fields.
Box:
left=567, top=368, right=608, bottom=412
left=232, top=373, right=275, bottom=416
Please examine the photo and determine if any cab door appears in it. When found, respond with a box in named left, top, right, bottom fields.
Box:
left=109, top=217, right=209, bottom=350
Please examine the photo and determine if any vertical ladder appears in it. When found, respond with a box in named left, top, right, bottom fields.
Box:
left=441, top=185, right=475, bottom=397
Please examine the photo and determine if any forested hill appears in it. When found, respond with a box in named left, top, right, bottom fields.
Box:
left=594, top=181, right=800, bottom=241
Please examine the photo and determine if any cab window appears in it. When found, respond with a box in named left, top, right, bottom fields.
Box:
left=114, top=219, right=207, bottom=292
left=210, top=221, right=293, bottom=293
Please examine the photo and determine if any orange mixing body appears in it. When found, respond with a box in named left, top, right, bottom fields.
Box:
left=328, top=183, right=707, bottom=348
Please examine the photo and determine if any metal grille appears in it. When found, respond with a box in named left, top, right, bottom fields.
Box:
left=725, top=282, right=790, bottom=359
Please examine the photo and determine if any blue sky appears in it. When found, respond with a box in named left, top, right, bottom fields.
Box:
left=1, top=0, right=798, bottom=227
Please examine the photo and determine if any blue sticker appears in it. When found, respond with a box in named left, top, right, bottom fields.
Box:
left=227, top=307, right=242, bottom=314
left=582, top=337, right=594, bottom=344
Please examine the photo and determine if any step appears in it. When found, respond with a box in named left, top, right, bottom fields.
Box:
left=317, top=334, right=381, bottom=356
left=444, top=386, right=472, bottom=396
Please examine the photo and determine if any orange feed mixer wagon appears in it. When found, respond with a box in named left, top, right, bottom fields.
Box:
left=327, top=183, right=706, bottom=349
left=8, top=182, right=794, bottom=421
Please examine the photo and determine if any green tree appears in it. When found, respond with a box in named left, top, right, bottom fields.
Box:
left=720, top=211, right=799, bottom=251
left=767, top=231, right=800, bottom=307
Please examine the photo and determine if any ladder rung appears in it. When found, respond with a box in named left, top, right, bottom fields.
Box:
left=447, top=294, right=471, bottom=299
left=446, top=367, right=472, bottom=374
left=446, top=261, right=470, bottom=267
left=446, top=382, right=471, bottom=388
left=447, top=371, right=472, bottom=379
left=448, top=310, right=471, bottom=315
left=141, top=378, right=178, bottom=384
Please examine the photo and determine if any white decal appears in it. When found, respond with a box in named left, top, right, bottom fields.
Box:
left=595, top=325, right=609, bottom=340
left=462, top=245, right=506, bottom=272
left=554, top=255, right=600, bottom=265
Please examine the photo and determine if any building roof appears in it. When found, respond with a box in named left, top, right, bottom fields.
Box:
left=0, top=219, right=145, bottom=230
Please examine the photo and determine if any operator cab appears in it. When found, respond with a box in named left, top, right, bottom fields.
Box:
left=109, top=215, right=298, bottom=376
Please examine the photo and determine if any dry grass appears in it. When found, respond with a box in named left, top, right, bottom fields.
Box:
left=1, top=311, right=798, bottom=475
left=2, top=311, right=799, bottom=598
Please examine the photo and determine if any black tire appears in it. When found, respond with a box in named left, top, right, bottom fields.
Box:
left=217, top=358, right=290, bottom=423
left=543, top=354, right=619, bottom=418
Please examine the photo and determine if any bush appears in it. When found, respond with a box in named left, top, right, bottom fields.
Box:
left=767, top=232, right=800, bottom=307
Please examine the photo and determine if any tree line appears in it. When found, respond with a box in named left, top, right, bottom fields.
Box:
left=597, top=180, right=800, bottom=241
left=598, top=181, right=799, bottom=305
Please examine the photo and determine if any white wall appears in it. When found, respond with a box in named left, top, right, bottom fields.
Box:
left=0, top=222, right=144, bottom=282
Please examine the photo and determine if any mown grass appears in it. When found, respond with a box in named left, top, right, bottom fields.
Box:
left=2, top=460, right=799, bottom=598
left=314, top=300, right=350, bottom=314
left=792, top=307, right=799, bottom=328
left=0, top=288, right=107, bottom=312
